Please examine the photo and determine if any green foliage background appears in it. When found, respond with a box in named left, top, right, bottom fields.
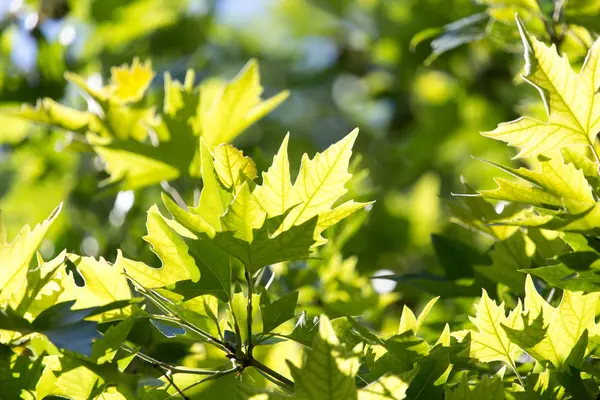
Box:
left=5, top=0, right=600, bottom=399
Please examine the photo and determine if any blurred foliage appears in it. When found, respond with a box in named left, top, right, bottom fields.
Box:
left=4, top=0, right=600, bottom=397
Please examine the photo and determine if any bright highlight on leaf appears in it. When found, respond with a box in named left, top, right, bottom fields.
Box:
left=108, top=57, right=155, bottom=103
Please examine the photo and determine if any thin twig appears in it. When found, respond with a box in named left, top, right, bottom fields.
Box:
left=165, top=364, right=243, bottom=399
left=121, top=345, right=218, bottom=376
left=162, top=369, right=191, bottom=400
left=253, top=366, right=295, bottom=394
left=245, top=269, right=254, bottom=360
left=250, top=358, right=295, bottom=392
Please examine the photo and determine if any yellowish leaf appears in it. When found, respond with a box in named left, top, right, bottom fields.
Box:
left=212, top=143, right=257, bottom=189
left=108, top=58, right=155, bottom=104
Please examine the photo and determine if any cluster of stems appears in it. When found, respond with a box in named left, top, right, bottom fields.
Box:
left=122, top=271, right=294, bottom=399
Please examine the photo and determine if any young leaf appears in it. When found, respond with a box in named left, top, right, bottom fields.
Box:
left=398, top=296, right=439, bottom=335
left=482, top=17, right=600, bottom=158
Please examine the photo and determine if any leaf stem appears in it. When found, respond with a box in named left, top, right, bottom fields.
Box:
left=229, top=302, right=244, bottom=359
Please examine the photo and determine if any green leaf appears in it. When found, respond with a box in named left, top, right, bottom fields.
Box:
left=0, top=300, right=130, bottom=357
left=0, top=205, right=61, bottom=309
left=7, top=98, right=90, bottom=133
left=161, top=193, right=216, bottom=238
left=90, top=317, right=136, bottom=364
left=522, top=263, right=600, bottom=292
left=482, top=17, right=600, bottom=158
left=229, top=291, right=261, bottom=344
left=398, top=296, right=439, bottom=335
left=260, top=291, right=298, bottom=334
left=212, top=214, right=318, bottom=274
left=474, top=232, right=534, bottom=294
left=445, top=370, right=505, bottom=400
left=288, top=315, right=360, bottom=400
left=184, top=236, right=232, bottom=302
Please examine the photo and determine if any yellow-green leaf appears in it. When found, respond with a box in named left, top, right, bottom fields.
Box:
left=254, top=133, right=297, bottom=218
left=445, top=370, right=505, bottom=400
left=197, top=59, right=289, bottom=147
left=288, top=315, right=360, bottom=400
left=108, top=58, right=155, bottom=104
left=56, top=254, right=131, bottom=321
left=212, top=143, right=258, bottom=189
left=456, top=290, right=523, bottom=366
left=482, top=18, right=600, bottom=158
left=221, top=182, right=266, bottom=243
left=142, top=205, right=200, bottom=284
left=0, top=205, right=61, bottom=309
left=503, top=275, right=600, bottom=369
left=192, top=139, right=233, bottom=230
left=480, top=157, right=595, bottom=213
left=358, top=374, right=409, bottom=400
left=284, top=129, right=359, bottom=229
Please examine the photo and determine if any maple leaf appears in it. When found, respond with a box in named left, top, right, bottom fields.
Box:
left=454, top=290, right=523, bottom=368
left=502, top=275, right=600, bottom=370
left=288, top=315, right=361, bottom=400
left=0, top=205, right=61, bottom=309
left=482, top=16, right=600, bottom=159
left=479, top=156, right=595, bottom=214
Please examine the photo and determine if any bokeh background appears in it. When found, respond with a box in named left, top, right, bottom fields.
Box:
left=0, top=0, right=565, bottom=370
